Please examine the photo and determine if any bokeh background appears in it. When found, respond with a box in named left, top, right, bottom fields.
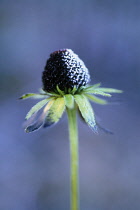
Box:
left=0, top=0, right=140, bottom=209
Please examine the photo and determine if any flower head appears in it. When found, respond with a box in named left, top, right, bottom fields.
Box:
left=20, top=49, right=122, bottom=133
left=42, top=49, right=90, bottom=93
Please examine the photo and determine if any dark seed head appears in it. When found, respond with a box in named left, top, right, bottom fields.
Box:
left=42, top=49, right=90, bottom=93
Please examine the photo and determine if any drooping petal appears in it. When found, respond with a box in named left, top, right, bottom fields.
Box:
left=74, top=94, right=97, bottom=132
left=82, top=84, right=122, bottom=96
left=23, top=112, right=38, bottom=129
left=25, top=112, right=46, bottom=133
left=83, top=89, right=112, bottom=97
left=96, top=122, right=114, bottom=135
left=43, top=97, right=65, bottom=127
left=19, top=93, right=48, bottom=100
left=85, top=94, right=107, bottom=105
left=25, top=97, right=54, bottom=120
left=95, top=88, right=123, bottom=93
left=83, top=83, right=101, bottom=91
left=24, top=100, right=55, bottom=132
left=64, top=94, right=74, bottom=109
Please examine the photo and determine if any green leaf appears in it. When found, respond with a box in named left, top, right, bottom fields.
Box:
left=19, top=93, right=47, bottom=100
left=85, top=94, right=108, bottom=105
left=25, top=97, right=54, bottom=120
left=95, top=88, right=123, bottom=93
left=74, top=94, right=97, bottom=132
left=64, top=94, right=74, bottom=109
left=44, top=97, right=65, bottom=127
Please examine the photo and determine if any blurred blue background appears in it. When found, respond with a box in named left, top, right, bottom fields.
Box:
left=0, top=0, right=140, bottom=209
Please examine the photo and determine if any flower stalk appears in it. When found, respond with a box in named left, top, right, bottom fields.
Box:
left=67, top=106, right=79, bottom=210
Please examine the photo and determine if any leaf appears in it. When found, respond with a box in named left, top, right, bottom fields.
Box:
left=25, top=100, right=55, bottom=132
left=19, top=93, right=47, bottom=100
left=64, top=94, right=74, bottom=109
left=95, top=88, right=123, bottom=93
left=74, top=94, right=97, bottom=132
left=44, top=97, right=65, bottom=127
left=85, top=94, right=108, bottom=105
left=25, top=97, right=54, bottom=120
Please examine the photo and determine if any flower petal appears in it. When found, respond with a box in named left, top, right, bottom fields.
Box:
left=25, top=112, right=46, bottom=133
left=85, top=94, right=107, bottom=105
left=83, top=89, right=112, bottom=97
left=74, top=94, right=97, bottom=132
left=83, top=83, right=101, bottom=91
left=96, top=122, right=113, bottom=135
left=95, top=88, right=123, bottom=93
left=19, top=93, right=48, bottom=100
left=44, top=97, right=65, bottom=127
left=25, top=97, right=54, bottom=120
left=82, top=84, right=122, bottom=96
left=24, top=100, right=55, bottom=132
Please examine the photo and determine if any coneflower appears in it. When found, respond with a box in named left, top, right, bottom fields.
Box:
left=20, top=49, right=122, bottom=210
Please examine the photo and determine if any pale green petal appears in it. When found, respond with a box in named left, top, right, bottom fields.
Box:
left=74, top=94, right=97, bottom=132
left=96, top=122, right=113, bottom=135
left=25, top=111, right=46, bottom=133
left=85, top=94, right=108, bottom=105
left=84, top=89, right=112, bottom=97
left=25, top=97, right=54, bottom=120
left=95, top=88, right=123, bottom=93
left=39, top=88, right=60, bottom=96
left=39, top=88, right=46, bottom=94
left=44, top=97, right=65, bottom=127
left=83, top=84, right=122, bottom=96
left=25, top=100, right=55, bottom=132
left=83, top=83, right=101, bottom=91
left=19, top=93, right=47, bottom=100
left=64, top=94, right=74, bottom=109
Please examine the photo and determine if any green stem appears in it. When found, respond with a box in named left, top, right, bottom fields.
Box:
left=67, top=107, right=79, bottom=210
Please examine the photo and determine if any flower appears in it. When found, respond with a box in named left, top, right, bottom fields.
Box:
left=20, top=49, right=122, bottom=133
